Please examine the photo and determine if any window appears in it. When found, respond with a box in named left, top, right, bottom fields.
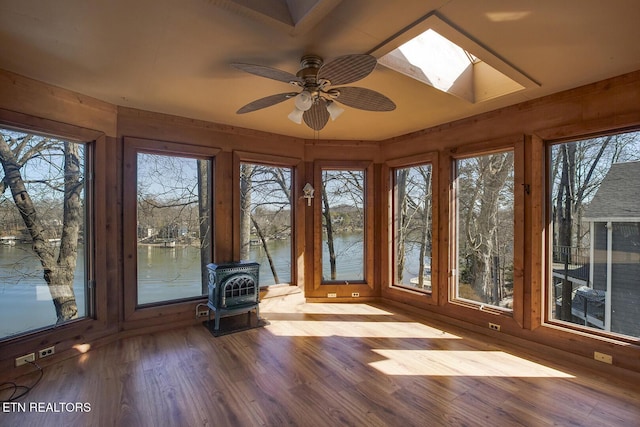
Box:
left=239, top=162, right=292, bottom=286
left=0, top=127, right=92, bottom=340
left=392, top=163, right=433, bottom=292
left=135, top=152, right=211, bottom=305
left=320, top=169, right=366, bottom=283
left=454, top=150, right=514, bottom=309
left=123, top=137, right=216, bottom=314
left=548, top=130, right=640, bottom=338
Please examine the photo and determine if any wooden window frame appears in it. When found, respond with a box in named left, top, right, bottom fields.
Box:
left=386, top=152, right=439, bottom=301
left=122, top=136, right=219, bottom=322
left=543, top=129, right=640, bottom=343
left=312, top=160, right=374, bottom=295
left=0, top=108, right=107, bottom=343
left=232, top=150, right=301, bottom=287
left=448, top=136, right=525, bottom=326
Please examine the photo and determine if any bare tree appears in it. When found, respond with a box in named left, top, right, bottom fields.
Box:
left=250, top=216, right=280, bottom=284
left=553, top=136, right=616, bottom=254
left=239, top=163, right=254, bottom=260
left=394, top=165, right=432, bottom=287
left=197, top=159, right=211, bottom=288
left=239, top=163, right=292, bottom=284
left=395, top=169, right=409, bottom=282
left=321, top=170, right=365, bottom=281
left=321, top=181, right=338, bottom=279
left=457, top=152, right=513, bottom=304
left=416, top=166, right=432, bottom=288
left=551, top=134, right=640, bottom=321
left=0, top=133, right=83, bottom=322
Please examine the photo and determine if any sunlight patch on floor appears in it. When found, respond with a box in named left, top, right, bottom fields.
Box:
left=295, top=303, right=394, bottom=316
left=261, top=300, right=395, bottom=316
left=369, top=350, right=574, bottom=377
left=265, top=320, right=461, bottom=339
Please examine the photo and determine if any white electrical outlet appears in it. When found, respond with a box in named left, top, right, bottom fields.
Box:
left=15, top=353, right=35, bottom=367
left=39, top=346, right=55, bottom=358
left=489, top=323, right=501, bottom=332
left=195, top=303, right=209, bottom=318
left=327, top=293, right=337, bottom=298
left=594, top=351, right=613, bottom=364
left=351, top=292, right=360, bottom=297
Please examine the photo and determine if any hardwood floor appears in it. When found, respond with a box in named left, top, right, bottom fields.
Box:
left=3, top=290, right=640, bottom=427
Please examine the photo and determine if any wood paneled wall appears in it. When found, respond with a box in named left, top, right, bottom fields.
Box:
left=377, top=70, right=640, bottom=373
left=1, top=68, right=640, bottom=381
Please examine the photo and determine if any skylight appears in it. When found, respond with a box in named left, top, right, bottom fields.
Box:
left=396, top=29, right=476, bottom=93
left=375, top=14, right=538, bottom=103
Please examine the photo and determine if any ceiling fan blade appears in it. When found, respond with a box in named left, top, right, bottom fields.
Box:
left=333, top=86, right=396, bottom=111
left=236, top=92, right=297, bottom=114
left=317, top=54, right=377, bottom=86
left=303, top=99, right=329, bottom=131
left=231, top=63, right=302, bottom=85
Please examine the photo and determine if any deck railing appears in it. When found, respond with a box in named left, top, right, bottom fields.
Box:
left=553, top=245, right=591, bottom=323
left=553, top=245, right=589, bottom=269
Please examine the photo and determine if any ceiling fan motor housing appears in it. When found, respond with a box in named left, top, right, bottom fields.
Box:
left=296, top=55, right=324, bottom=85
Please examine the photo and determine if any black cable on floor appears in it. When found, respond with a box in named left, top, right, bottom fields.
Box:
left=0, top=360, right=43, bottom=402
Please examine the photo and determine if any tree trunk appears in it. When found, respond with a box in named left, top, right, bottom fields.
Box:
left=395, top=169, right=408, bottom=283
left=417, top=173, right=431, bottom=288
left=197, top=159, right=210, bottom=290
left=52, top=142, right=82, bottom=321
left=251, top=215, right=280, bottom=284
left=239, top=164, right=253, bottom=260
left=556, top=144, right=576, bottom=253
left=554, top=138, right=612, bottom=318
left=471, top=153, right=512, bottom=303
left=321, top=182, right=337, bottom=280
left=0, top=137, right=81, bottom=322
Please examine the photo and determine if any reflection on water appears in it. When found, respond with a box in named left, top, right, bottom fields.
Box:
left=0, top=244, right=86, bottom=339
left=249, top=239, right=292, bottom=286
left=137, top=245, right=204, bottom=304
left=322, top=233, right=364, bottom=281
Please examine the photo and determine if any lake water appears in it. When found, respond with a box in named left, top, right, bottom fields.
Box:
left=0, top=241, right=296, bottom=338
left=1, top=236, right=426, bottom=339
left=0, top=244, right=87, bottom=338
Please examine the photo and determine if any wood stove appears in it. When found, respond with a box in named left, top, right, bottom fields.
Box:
left=207, top=261, right=260, bottom=333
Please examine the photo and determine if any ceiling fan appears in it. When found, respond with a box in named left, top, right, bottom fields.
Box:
left=231, top=54, right=396, bottom=131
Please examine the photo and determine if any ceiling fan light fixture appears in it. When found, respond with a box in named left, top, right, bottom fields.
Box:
left=288, top=107, right=304, bottom=124
left=326, top=101, right=344, bottom=121
left=294, top=90, right=314, bottom=111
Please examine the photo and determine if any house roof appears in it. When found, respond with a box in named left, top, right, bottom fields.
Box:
left=583, top=161, right=640, bottom=221
left=1, top=1, right=640, bottom=140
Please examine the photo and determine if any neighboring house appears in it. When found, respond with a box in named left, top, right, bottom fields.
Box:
left=582, top=161, right=640, bottom=337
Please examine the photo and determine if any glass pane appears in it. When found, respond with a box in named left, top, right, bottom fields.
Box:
left=136, top=153, right=211, bottom=304
left=549, top=131, right=640, bottom=338
left=239, top=163, right=292, bottom=286
left=0, top=129, right=87, bottom=340
left=455, top=151, right=514, bottom=309
left=394, top=164, right=433, bottom=291
left=321, top=169, right=365, bottom=282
